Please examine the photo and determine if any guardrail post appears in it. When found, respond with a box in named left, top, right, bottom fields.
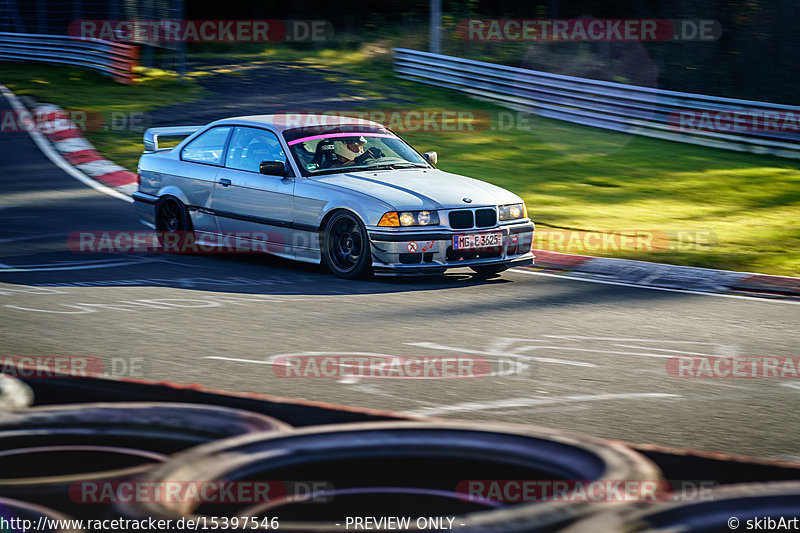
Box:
left=429, top=0, right=441, bottom=55
left=36, top=0, right=45, bottom=33
left=0, top=0, right=25, bottom=33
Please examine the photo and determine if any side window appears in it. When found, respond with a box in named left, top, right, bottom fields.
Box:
left=181, top=127, right=232, bottom=165
left=226, top=127, right=287, bottom=173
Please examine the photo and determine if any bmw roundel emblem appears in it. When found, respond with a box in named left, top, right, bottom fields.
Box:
left=462, top=197, right=473, bottom=203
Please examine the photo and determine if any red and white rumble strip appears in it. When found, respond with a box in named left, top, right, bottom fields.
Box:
left=31, top=103, right=138, bottom=195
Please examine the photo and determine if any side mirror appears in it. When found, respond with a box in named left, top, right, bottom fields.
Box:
left=423, top=151, right=438, bottom=166
left=259, top=160, right=288, bottom=176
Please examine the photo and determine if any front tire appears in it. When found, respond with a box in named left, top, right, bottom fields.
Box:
left=322, top=211, right=372, bottom=279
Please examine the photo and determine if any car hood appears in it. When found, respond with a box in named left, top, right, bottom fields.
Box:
left=314, top=169, right=522, bottom=210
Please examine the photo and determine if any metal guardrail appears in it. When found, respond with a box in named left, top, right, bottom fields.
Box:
left=0, top=32, right=138, bottom=84
left=394, top=48, right=800, bottom=159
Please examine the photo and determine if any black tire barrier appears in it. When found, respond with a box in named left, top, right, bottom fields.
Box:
left=237, top=486, right=504, bottom=520
left=0, top=402, right=291, bottom=452
left=114, top=421, right=664, bottom=532
left=0, top=496, right=83, bottom=532
left=0, top=444, right=168, bottom=518
left=19, top=376, right=399, bottom=426
left=557, top=481, right=800, bottom=533
left=0, top=402, right=290, bottom=516
left=0, top=374, right=34, bottom=409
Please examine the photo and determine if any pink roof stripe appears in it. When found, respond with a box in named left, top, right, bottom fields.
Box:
left=287, top=132, right=397, bottom=146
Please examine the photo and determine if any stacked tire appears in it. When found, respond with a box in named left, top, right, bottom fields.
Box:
left=558, top=482, right=800, bottom=533
left=114, top=421, right=666, bottom=532
left=1, top=392, right=797, bottom=533
left=0, top=402, right=289, bottom=528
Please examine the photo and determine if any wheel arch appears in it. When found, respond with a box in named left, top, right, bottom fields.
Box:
left=318, top=206, right=365, bottom=235
left=317, top=207, right=368, bottom=252
left=155, top=186, right=191, bottom=207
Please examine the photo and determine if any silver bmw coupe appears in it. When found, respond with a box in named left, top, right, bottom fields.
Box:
left=133, top=115, right=534, bottom=279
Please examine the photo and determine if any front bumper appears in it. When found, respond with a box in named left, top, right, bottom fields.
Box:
left=368, top=222, right=535, bottom=275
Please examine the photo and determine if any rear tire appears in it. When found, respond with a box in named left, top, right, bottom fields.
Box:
left=155, top=197, right=193, bottom=252
left=322, top=211, right=372, bottom=279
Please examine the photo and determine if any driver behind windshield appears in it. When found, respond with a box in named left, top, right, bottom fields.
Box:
left=328, top=136, right=383, bottom=168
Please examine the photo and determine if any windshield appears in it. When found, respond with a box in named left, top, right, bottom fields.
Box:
left=283, top=125, right=430, bottom=176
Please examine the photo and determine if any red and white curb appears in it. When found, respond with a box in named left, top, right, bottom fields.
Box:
left=31, top=102, right=138, bottom=196
left=0, top=84, right=132, bottom=203
left=524, top=250, right=800, bottom=300
left=0, top=84, right=130, bottom=203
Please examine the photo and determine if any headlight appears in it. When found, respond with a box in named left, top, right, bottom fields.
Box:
left=378, top=210, right=440, bottom=227
left=499, top=203, right=526, bottom=221
left=399, top=212, right=415, bottom=226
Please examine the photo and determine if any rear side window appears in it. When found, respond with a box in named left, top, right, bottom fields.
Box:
left=226, top=127, right=287, bottom=172
left=181, top=127, right=232, bottom=165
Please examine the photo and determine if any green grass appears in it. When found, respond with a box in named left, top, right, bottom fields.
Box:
left=0, top=63, right=205, bottom=170
left=1, top=47, right=798, bottom=276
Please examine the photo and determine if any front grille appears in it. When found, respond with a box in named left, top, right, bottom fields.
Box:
left=448, top=208, right=497, bottom=229
left=448, top=210, right=474, bottom=229
left=475, top=208, right=496, bottom=227
left=446, top=246, right=502, bottom=262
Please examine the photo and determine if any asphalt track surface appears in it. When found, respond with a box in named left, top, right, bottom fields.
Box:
left=1, top=95, right=798, bottom=462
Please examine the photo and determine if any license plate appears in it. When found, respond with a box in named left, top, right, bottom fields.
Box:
left=453, top=232, right=503, bottom=250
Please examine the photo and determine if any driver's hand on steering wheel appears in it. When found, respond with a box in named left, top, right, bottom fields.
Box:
left=354, top=147, right=384, bottom=164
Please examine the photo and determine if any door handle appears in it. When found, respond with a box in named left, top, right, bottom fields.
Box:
left=219, top=178, right=232, bottom=187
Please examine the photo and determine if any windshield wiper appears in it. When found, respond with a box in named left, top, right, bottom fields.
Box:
left=366, top=163, right=428, bottom=170
left=393, top=163, right=429, bottom=168
left=307, top=166, right=376, bottom=176
left=307, top=163, right=428, bottom=176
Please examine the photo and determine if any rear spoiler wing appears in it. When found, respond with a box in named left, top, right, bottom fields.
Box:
left=143, top=126, right=203, bottom=152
